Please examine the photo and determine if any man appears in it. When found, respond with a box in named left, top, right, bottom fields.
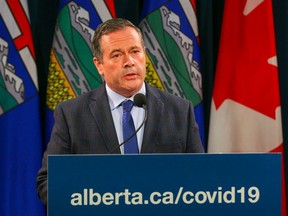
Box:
left=37, top=18, right=204, bottom=205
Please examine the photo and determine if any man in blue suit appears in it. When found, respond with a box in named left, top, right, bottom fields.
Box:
left=37, top=18, right=204, bottom=205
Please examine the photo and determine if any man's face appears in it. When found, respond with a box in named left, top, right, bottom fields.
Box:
left=93, top=27, right=146, bottom=98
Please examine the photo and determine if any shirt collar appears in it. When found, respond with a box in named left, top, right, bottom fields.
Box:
left=106, top=83, right=146, bottom=111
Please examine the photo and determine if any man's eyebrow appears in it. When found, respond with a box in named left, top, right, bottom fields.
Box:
left=130, top=46, right=141, bottom=50
left=109, top=46, right=141, bottom=55
left=109, top=49, right=123, bottom=55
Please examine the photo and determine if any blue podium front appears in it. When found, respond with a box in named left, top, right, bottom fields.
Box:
left=48, top=153, right=281, bottom=215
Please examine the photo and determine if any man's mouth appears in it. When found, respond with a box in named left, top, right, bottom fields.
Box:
left=124, top=72, right=138, bottom=79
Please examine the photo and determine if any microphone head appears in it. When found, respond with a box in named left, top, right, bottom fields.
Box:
left=134, top=93, right=147, bottom=108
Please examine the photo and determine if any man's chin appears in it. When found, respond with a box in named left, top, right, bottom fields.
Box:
left=122, top=82, right=143, bottom=97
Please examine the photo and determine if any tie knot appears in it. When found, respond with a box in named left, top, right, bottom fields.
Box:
left=122, top=100, right=134, bottom=112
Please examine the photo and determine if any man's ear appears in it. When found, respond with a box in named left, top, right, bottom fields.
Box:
left=93, top=57, right=104, bottom=76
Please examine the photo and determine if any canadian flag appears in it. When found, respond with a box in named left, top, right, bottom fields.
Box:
left=208, top=0, right=285, bottom=214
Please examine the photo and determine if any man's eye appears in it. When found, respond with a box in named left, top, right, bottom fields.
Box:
left=111, top=52, right=122, bottom=58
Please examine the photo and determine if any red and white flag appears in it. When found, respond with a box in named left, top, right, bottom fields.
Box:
left=208, top=0, right=285, bottom=214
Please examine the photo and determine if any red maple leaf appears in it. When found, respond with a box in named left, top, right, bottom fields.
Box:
left=213, top=0, right=280, bottom=119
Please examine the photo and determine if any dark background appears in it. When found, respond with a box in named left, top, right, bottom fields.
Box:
left=27, top=0, right=288, bottom=206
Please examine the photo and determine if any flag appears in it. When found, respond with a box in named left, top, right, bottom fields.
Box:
left=138, top=0, right=205, bottom=148
left=208, top=0, right=286, bottom=214
left=0, top=0, right=45, bottom=215
left=45, top=0, right=116, bottom=144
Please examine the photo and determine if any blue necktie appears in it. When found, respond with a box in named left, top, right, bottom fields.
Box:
left=122, top=100, right=139, bottom=154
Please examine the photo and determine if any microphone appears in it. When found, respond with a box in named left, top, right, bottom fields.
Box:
left=109, top=93, right=147, bottom=154
left=134, top=93, right=147, bottom=108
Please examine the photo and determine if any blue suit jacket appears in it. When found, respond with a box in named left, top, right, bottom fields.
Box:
left=37, top=83, right=203, bottom=204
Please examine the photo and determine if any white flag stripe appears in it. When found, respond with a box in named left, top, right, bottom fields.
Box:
left=208, top=99, right=282, bottom=152
left=19, top=47, right=38, bottom=90
left=179, top=0, right=199, bottom=37
left=0, top=0, right=21, bottom=38
left=91, top=0, right=113, bottom=22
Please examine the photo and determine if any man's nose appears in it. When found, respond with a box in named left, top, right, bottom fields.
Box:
left=123, top=54, right=135, bottom=67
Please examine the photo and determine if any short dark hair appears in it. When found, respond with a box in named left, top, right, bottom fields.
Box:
left=92, top=18, right=144, bottom=62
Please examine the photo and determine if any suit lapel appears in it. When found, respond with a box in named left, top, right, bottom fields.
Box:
left=86, top=83, right=164, bottom=154
left=88, top=85, right=121, bottom=154
left=141, top=84, right=164, bottom=153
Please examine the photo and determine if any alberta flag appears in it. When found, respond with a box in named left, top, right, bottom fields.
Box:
left=45, top=0, right=116, bottom=144
left=208, top=0, right=286, bottom=214
left=0, top=0, right=45, bottom=215
left=139, top=0, right=205, bottom=148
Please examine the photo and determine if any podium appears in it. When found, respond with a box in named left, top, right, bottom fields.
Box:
left=48, top=153, right=281, bottom=215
